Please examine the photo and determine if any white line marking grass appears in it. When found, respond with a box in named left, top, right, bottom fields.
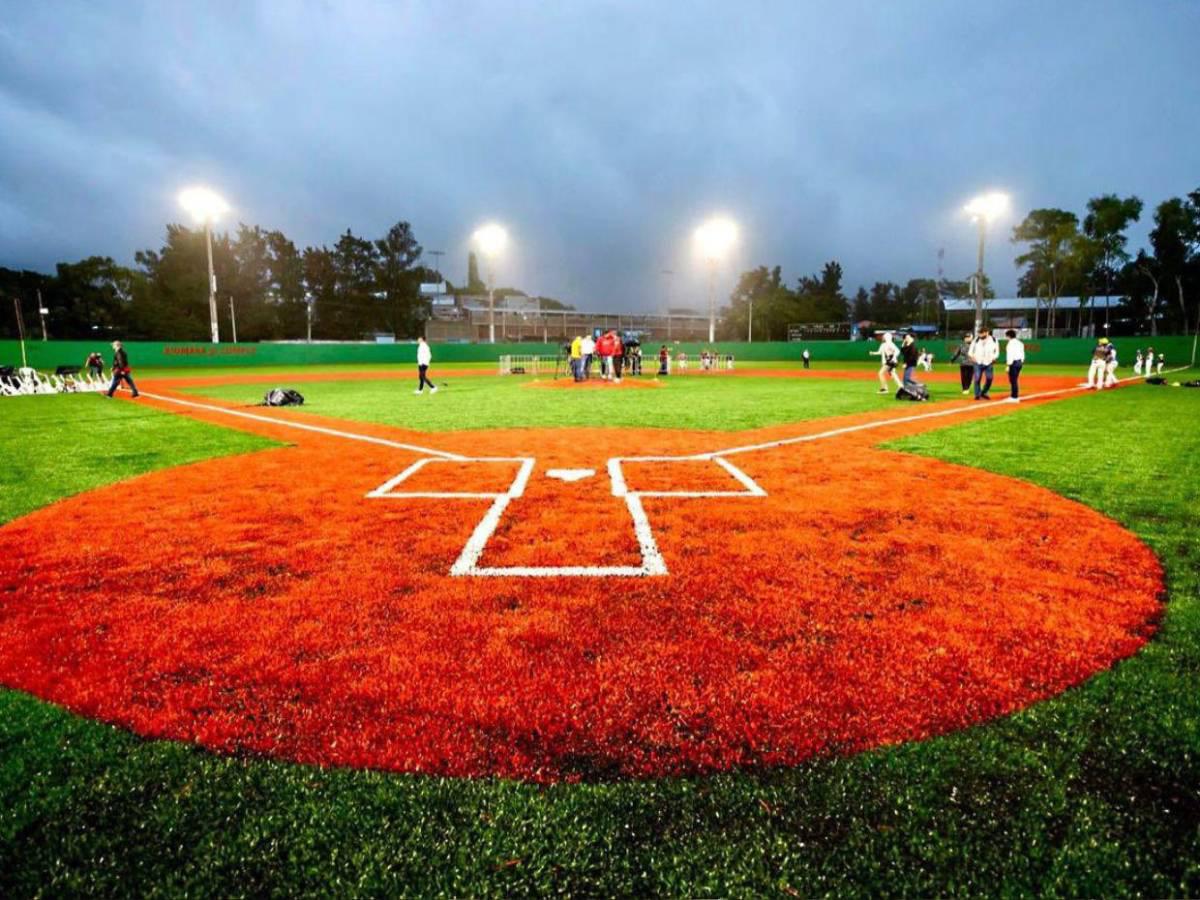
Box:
left=139, top=392, right=465, bottom=460
left=145, top=369, right=1188, bottom=578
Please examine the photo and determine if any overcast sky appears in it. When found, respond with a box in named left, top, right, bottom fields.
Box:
left=1, top=1, right=1197, bottom=310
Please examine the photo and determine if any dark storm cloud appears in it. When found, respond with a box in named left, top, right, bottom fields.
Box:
left=1, top=0, right=1197, bottom=310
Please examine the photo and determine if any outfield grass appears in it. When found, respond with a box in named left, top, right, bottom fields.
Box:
left=1, top=380, right=1198, bottom=895
left=176, top=372, right=958, bottom=433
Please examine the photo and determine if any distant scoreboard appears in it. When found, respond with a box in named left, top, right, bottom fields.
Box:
left=787, top=323, right=852, bottom=341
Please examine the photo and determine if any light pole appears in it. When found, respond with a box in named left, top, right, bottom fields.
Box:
left=963, top=192, right=1009, bottom=335
left=179, top=187, right=230, bottom=344
left=473, top=224, right=508, bottom=344
left=694, top=217, right=738, bottom=344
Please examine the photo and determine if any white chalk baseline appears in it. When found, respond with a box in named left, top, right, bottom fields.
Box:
left=142, top=367, right=1187, bottom=578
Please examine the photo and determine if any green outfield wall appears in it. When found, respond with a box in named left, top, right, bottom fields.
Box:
left=1, top=336, right=1195, bottom=370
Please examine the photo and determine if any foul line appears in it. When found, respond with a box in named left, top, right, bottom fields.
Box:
left=698, top=368, right=1191, bottom=460
left=138, top=391, right=466, bottom=460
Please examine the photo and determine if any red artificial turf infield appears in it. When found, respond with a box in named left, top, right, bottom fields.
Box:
left=0, top=387, right=1164, bottom=781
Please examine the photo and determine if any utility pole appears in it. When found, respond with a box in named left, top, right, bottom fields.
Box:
left=973, top=218, right=986, bottom=335
left=662, top=269, right=674, bottom=341
left=13, top=296, right=28, bottom=367
left=204, top=221, right=219, bottom=343
left=488, top=265, right=496, bottom=344
left=229, top=296, right=238, bottom=343
left=36, top=289, right=48, bottom=341
left=707, top=259, right=717, bottom=344
left=429, top=250, right=445, bottom=281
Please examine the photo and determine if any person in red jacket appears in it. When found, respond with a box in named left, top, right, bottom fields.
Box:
left=596, top=330, right=625, bottom=382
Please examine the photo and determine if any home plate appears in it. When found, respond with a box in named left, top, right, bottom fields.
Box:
left=546, top=468, right=595, bottom=482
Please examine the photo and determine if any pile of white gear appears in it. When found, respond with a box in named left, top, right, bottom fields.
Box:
left=0, top=367, right=109, bottom=398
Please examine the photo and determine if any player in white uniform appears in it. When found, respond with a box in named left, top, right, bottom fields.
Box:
left=869, top=333, right=903, bottom=394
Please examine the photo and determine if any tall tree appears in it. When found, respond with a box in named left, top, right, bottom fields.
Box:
left=1149, top=190, right=1200, bottom=334
left=374, top=221, right=424, bottom=338
left=1082, top=194, right=1143, bottom=331
left=1011, top=208, right=1082, bottom=335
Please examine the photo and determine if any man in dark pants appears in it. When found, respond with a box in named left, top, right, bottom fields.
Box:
left=105, top=341, right=139, bottom=398
left=969, top=328, right=998, bottom=400
left=900, top=334, right=919, bottom=384
left=950, top=331, right=974, bottom=394
left=1004, top=329, right=1025, bottom=400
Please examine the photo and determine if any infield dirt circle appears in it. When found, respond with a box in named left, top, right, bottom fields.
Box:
left=0, top=386, right=1164, bottom=781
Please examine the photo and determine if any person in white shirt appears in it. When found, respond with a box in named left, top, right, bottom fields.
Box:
left=1145, top=347, right=1155, bottom=377
left=1133, top=349, right=1144, bottom=376
left=968, top=328, right=1000, bottom=400
left=580, top=334, right=596, bottom=379
left=415, top=336, right=437, bottom=394
left=869, top=332, right=903, bottom=393
left=1004, top=329, right=1025, bottom=400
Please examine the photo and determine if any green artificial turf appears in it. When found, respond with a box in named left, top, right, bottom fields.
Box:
left=1, top=379, right=1199, bottom=896
left=177, top=372, right=943, bottom=433
left=0, top=394, right=277, bottom=522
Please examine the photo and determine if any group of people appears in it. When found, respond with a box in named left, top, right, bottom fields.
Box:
left=568, top=331, right=643, bottom=382
left=1133, top=347, right=1166, bottom=377
left=947, top=328, right=1025, bottom=400
left=670, top=349, right=734, bottom=373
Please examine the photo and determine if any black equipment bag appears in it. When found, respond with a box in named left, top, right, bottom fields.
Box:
left=1145, top=376, right=1167, bottom=385
left=263, top=387, right=305, bottom=406
left=896, top=380, right=929, bottom=401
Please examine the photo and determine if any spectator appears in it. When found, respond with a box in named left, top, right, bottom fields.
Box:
left=581, top=333, right=596, bottom=379
left=900, top=333, right=919, bottom=384
left=950, top=332, right=974, bottom=395
left=969, top=328, right=999, bottom=400
left=1004, top=329, right=1024, bottom=400
left=569, top=334, right=584, bottom=381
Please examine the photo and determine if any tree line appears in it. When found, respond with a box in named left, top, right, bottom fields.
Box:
left=2, top=186, right=1196, bottom=343
left=0, top=220, right=438, bottom=342
left=721, top=187, right=1199, bottom=339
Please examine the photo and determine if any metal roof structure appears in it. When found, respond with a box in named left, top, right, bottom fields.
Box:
left=941, top=296, right=1125, bottom=312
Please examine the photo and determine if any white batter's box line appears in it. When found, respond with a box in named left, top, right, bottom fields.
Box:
left=607, top=455, right=768, bottom=498
left=365, top=456, right=535, bottom=499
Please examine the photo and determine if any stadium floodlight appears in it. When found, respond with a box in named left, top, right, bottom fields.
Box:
left=473, top=223, right=508, bottom=343
left=178, top=187, right=230, bottom=344
left=694, top=217, right=738, bottom=342
left=963, top=191, right=1009, bottom=334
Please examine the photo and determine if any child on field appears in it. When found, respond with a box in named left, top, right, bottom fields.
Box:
left=870, top=332, right=903, bottom=394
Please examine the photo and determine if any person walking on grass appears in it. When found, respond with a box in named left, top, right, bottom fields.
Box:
left=870, top=332, right=902, bottom=393
left=950, top=331, right=974, bottom=395
left=1133, top=349, right=1144, bottom=376
left=900, top=333, right=919, bottom=384
left=802, top=348, right=811, bottom=369
left=1145, top=347, right=1155, bottom=378
left=1004, top=329, right=1025, bottom=400
left=415, top=337, right=438, bottom=394
left=969, top=327, right=999, bottom=400
left=104, top=341, right=139, bottom=398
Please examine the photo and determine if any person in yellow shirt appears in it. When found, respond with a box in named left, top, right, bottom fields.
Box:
left=570, top=335, right=584, bottom=382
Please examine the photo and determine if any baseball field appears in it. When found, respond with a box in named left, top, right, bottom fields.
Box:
left=2, top=360, right=1198, bottom=895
